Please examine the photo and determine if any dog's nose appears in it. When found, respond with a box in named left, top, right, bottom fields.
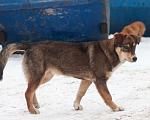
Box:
left=132, top=57, right=137, bottom=62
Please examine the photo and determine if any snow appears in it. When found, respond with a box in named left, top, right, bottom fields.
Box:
left=0, top=35, right=150, bottom=120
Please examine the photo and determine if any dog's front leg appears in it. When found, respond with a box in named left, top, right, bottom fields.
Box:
left=73, top=80, right=92, bottom=110
left=94, top=80, right=124, bottom=111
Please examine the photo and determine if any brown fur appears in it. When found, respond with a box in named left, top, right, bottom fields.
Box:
left=0, top=33, right=140, bottom=114
left=121, top=21, right=146, bottom=37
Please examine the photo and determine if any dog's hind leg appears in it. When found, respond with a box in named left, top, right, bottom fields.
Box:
left=73, top=80, right=92, bottom=110
left=94, top=80, right=124, bottom=111
left=33, top=71, right=53, bottom=109
left=33, top=93, right=40, bottom=109
left=25, top=72, right=46, bottom=114
left=25, top=83, right=41, bottom=114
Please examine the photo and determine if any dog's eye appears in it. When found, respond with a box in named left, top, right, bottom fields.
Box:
left=121, top=45, right=130, bottom=52
left=123, top=46, right=129, bottom=49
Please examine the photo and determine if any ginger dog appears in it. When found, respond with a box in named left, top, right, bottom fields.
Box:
left=121, top=21, right=146, bottom=37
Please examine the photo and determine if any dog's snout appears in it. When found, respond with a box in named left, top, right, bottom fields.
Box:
left=132, top=57, right=137, bottom=62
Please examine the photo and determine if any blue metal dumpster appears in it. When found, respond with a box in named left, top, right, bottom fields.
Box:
left=0, top=0, right=110, bottom=46
left=110, top=0, right=150, bottom=36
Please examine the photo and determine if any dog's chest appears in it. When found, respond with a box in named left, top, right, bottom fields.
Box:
left=109, top=62, right=124, bottom=77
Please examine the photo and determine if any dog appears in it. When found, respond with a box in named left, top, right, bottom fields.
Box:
left=121, top=21, right=146, bottom=37
left=0, top=33, right=140, bottom=114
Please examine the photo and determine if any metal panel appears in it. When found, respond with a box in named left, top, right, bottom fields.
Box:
left=110, top=0, right=150, bottom=36
left=0, top=0, right=110, bottom=45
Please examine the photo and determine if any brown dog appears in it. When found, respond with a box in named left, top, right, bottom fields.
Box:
left=121, top=21, right=146, bottom=37
left=0, top=33, right=140, bottom=114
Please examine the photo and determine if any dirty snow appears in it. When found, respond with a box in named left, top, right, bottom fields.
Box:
left=0, top=35, right=150, bottom=120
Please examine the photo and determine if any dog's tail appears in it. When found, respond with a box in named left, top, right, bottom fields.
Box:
left=0, top=43, right=28, bottom=80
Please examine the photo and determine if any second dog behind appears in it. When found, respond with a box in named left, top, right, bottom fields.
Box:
left=121, top=21, right=146, bottom=37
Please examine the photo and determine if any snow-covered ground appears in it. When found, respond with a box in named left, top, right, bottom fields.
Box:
left=0, top=35, right=150, bottom=120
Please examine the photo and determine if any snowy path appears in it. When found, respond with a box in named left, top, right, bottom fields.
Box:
left=0, top=36, right=150, bottom=120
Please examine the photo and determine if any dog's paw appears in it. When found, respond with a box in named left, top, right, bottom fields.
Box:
left=113, top=106, right=124, bottom=112
left=34, top=109, right=40, bottom=114
left=30, top=109, right=40, bottom=114
left=34, top=103, right=40, bottom=109
left=73, top=101, right=83, bottom=110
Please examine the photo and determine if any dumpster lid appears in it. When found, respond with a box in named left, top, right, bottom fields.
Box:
left=0, top=0, right=104, bottom=11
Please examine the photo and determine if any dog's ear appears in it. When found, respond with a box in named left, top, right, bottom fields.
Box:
left=114, top=33, right=127, bottom=45
left=130, top=34, right=141, bottom=44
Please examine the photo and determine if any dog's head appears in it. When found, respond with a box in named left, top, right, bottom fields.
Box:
left=114, top=33, right=140, bottom=63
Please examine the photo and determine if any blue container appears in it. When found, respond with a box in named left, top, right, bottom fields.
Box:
left=110, top=0, right=150, bottom=36
left=0, top=0, right=110, bottom=46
